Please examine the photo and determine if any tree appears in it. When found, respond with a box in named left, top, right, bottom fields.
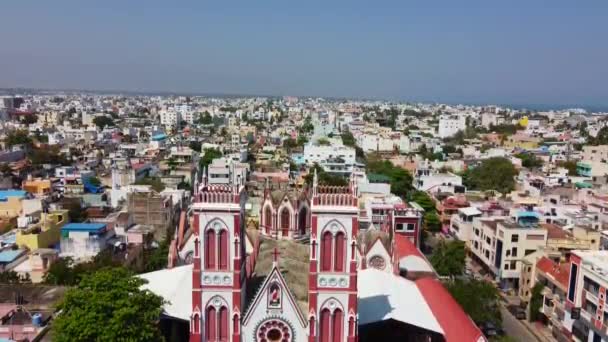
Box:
left=44, top=257, right=79, bottom=286
left=303, top=163, right=348, bottom=187
left=66, top=201, right=88, bottom=223
left=529, top=282, right=544, bottom=322
left=462, top=157, right=517, bottom=194
left=367, top=156, right=413, bottom=198
left=92, top=116, right=115, bottom=130
left=189, top=140, right=202, bottom=153
left=300, top=116, right=314, bottom=133
left=424, top=212, right=442, bottom=233
left=341, top=131, right=356, bottom=147
left=20, top=114, right=38, bottom=125
left=430, top=240, right=466, bottom=276
left=199, top=148, right=222, bottom=169
left=0, top=270, right=31, bottom=284
left=446, top=278, right=502, bottom=325
left=515, top=153, right=543, bottom=168
left=5, top=130, right=33, bottom=147
left=557, top=160, right=577, bottom=176
left=88, top=177, right=101, bottom=187
left=411, top=191, right=436, bottom=213
left=52, top=268, right=164, bottom=342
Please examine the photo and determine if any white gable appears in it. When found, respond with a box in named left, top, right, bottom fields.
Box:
left=365, top=238, right=393, bottom=273
left=242, top=265, right=307, bottom=341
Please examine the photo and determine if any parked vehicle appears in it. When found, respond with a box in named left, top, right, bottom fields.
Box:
left=508, top=305, right=527, bottom=320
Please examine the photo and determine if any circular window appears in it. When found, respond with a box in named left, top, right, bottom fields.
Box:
left=256, top=319, right=292, bottom=342
left=369, top=255, right=386, bottom=270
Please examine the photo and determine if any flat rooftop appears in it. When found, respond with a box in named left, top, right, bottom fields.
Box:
left=61, top=223, right=107, bottom=233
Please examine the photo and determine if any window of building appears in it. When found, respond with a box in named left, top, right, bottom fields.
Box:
left=511, top=234, right=519, bottom=242
left=474, top=229, right=480, bottom=236
left=525, top=249, right=536, bottom=256
left=511, top=247, right=518, bottom=257
left=406, top=223, right=415, bottom=231
left=510, top=261, right=517, bottom=270
left=568, top=264, right=578, bottom=302
left=583, top=276, right=601, bottom=297
left=504, top=263, right=509, bottom=270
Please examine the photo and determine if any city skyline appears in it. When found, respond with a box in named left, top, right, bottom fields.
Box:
left=1, top=1, right=607, bottom=107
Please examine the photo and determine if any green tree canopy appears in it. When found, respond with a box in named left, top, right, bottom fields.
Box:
left=5, top=130, right=33, bottom=147
left=199, top=148, right=223, bottom=169
left=411, top=191, right=436, bottom=212
left=462, top=157, right=517, bottom=194
left=303, top=163, right=348, bottom=187
left=557, top=160, right=577, bottom=176
left=529, top=282, right=545, bottom=322
left=446, top=278, right=502, bottom=325
left=92, top=116, right=115, bottom=130
left=52, top=268, right=164, bottom=342
left=515, top=153, right=543, bottom=168
left=424, top=212, right=442, bottom=233
left=367, top=156, right=413, bottom=198
left=134, top=176, right=166, bottom=192
left=430, top=240, right=466, bottom=276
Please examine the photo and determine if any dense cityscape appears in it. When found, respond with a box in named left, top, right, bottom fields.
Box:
left=0, top=91, right=607, bottom=341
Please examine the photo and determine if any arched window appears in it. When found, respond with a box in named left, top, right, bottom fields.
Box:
left=192, top=313, right=200, bottom=334
left=320, top=308, right=331, bottom=342
left=334, top=232, right=346, bottom=272
left=280, top=208, right=290, bottom=230
left=321, top=231, right=333, bottom=272
left=332, top=309, right=343, bottom=342
left=218, top=230, right=228, bottom=270
left=205, top=306, right=217, bottom=341
left=265, top=206, right=272, bottom=229
left=219, top=306, right=229, bottom=342
left=205, top=230, right=216, bottom=270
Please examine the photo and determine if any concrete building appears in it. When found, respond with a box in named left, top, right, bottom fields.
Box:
left=438, top=115, right=466, bottom=139
left=15, top=210, right=69, bottom=250
left=469, top=217, right=548, bottom=289
left=60, top=223, right=115, bottom=260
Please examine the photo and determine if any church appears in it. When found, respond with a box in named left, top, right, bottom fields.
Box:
left=142, top=171, right=487, bottom=342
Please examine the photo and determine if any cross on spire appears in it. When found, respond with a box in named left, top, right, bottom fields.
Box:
left=272, top=247, right=280, bottom=266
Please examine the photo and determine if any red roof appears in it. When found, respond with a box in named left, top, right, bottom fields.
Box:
left=541, top=223, right=570, bottom=239
left=416, top=278, right=486, bottom=342
left=536, top=257, right=570, bottom=289
left=394, top=234, right=423, bottom=259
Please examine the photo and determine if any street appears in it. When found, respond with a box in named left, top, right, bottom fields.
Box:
left=500, top=304, right=540, bottom=342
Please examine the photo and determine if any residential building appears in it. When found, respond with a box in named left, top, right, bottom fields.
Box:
left=15, top=210, right=69, bottom=250
left=60, top=223, right=115, bottom=260
left=438, top=115, right=466, bottom=138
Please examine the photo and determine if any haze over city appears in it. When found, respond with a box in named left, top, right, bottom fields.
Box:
left=1, top=0, right=607, bottom=107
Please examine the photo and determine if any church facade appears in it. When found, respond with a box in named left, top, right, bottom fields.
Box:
left=143, top=171, right=487, bottom=342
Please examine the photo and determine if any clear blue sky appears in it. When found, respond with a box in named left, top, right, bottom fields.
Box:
left=1, top=0, right=607, bottom=106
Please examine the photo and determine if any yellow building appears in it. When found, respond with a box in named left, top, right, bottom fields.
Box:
left=22, top=179, right=52, bottom=197
left=503, top=133, right=540, bottom=150
left=0, top=190, right=29, bottom=218
left=15, top=210, right=69, bottom=250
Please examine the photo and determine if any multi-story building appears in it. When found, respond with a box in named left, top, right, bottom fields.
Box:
left=564, top=250, right=608, bottom=342
left=438, top=115, right=466, bottom=138
left=15, top=210, right=69, bottom=250
left=469, top=217, right=548, bottom=288
left=127, top=189, right=174, bottom=238
left=60, top=223, right=115, bottom=260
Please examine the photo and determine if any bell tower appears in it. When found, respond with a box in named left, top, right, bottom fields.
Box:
left=190, top=169, right=246, bottom=342
left=308, top=172, right=359, bottom=342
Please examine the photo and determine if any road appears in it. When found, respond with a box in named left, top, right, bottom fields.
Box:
left=500, top=305, right=539, bottom=342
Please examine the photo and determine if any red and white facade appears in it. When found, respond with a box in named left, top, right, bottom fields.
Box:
left=307, top=176, right=359, bottom=342
left=260, top=185, right=311, bottom=239
left=564, top=250, right=608, bottom=342
left=190, top=175, right=247, bottom=342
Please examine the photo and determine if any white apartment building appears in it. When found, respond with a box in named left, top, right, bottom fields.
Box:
left=469, top=217, right=548, bottom=289
left=207, top=157, right=248, bottom=185
left=449, top=207, right=482, bottom=242
left=413, top=165, right=464, bottom=194
left=438, top=115, right=466, bottom=138
left=303, top=140, right=356, bottom=165
left=160, top=109, right=181, bottom=127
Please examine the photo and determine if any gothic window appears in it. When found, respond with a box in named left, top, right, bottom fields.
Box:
left=321, top=231, right=333, bottom=272
left=205, top=306, right=217, bottom=341
left=334, top=232, right=345, bottom=272
left=265, top=206, right=272, bottom=228
left=319, top=307, right=344, bottom=342
left=268, top=283, right=281, bottom=309
left=332, top=309, right=343, bottom=342
left=219, top=230, right=228, bottom=270
left=219, top=306, right=229, bottom=342
left=205, top=230, right=216, bottom=270
left=206, top=305, right=229, bottom=342
left=281, top=208, right=290, bottom=230
left=320, top=308, right=331, bottom=342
